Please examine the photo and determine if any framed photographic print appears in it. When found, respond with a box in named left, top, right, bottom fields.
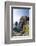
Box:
left=5, top=1, right=35, bottom=44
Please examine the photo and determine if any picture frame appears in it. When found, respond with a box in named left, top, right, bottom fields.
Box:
left=5, top=1, right=35, bottom=44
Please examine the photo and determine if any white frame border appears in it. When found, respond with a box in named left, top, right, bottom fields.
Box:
left=10, top=5, right=33, bottom=40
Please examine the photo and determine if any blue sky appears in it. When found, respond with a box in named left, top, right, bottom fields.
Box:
left=13, top=9, right=29, bottom=16
left=13, top=9, right=30, bottom=24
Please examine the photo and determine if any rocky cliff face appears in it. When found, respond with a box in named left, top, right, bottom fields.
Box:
left=13, top=16, right=29, bottom=36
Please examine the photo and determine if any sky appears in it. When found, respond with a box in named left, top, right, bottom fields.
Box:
left=12, top=8, right=30, bottom=24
